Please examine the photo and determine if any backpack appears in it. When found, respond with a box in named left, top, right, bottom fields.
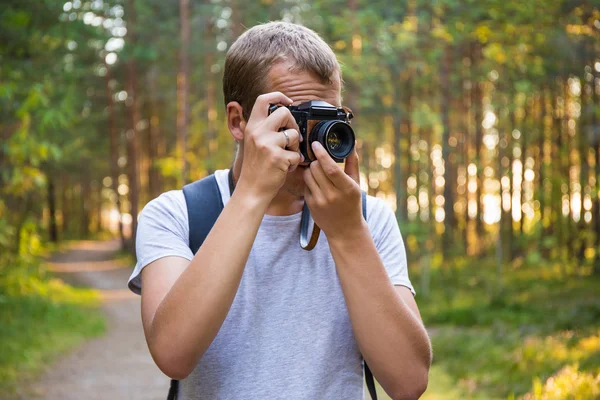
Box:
left=167, top=170, right=377, bottom=400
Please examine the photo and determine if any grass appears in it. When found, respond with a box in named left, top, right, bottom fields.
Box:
left=405, top=255, right=600, bottom=399
left=372, top=364, right=485, bottom=400
left=0, top=254, right=106, bottom=396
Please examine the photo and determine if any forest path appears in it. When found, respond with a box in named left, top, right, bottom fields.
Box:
left=27, top=240, right=168, bottom=400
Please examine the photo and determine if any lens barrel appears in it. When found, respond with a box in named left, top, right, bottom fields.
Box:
left=310, top=120, right=355, bottom=162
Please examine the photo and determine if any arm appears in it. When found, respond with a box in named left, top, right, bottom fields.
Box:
left=141, top=189, right=267, bottom=379
left=140, top=92, right=303, bottom=379
left=328, top=229, right=431, bottom=399
left=303, top=142, right=431, bottom=399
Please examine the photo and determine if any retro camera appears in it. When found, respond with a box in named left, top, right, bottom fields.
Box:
left=269, top=100, right=355, bottom=163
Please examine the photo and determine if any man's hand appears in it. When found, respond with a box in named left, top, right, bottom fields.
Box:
left=238, top=92, right=304, bottom=202
left=302, top=141, right=364, bottom=240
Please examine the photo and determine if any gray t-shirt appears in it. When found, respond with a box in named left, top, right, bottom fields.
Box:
left=128, top=169, right=414, bottom=400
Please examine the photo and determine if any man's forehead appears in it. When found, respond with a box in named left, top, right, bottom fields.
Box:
left=266, top=62, right=342, bottom=106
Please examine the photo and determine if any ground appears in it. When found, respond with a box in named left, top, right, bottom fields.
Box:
left=24, top=241, right=168, bottom=400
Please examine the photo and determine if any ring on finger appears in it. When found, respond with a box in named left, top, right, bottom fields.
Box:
left=282, top=129, right=291, bottom=148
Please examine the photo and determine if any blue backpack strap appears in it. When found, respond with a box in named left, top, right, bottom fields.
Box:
left=362, top=190, right=367, bottom=221
left=360, top=190, right=377, bottom=400
left=182, top=174, right=224, bottom=254
left=168, top=174, right=225, bottom=400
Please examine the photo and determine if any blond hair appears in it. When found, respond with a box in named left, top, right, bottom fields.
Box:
left=223, top=21, right=340, bottom=121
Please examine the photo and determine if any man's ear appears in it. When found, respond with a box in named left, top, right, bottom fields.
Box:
left=227, top=101, right=247, bottom=142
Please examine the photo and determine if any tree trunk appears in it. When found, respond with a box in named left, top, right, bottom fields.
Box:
left=538, top=92, right=546, bottom=226
left=472, top=43, right=484, bottom=239
left=538, top=90, right=548, bottom=256
left=205, top=19, right=217, bottom=175
left=591, top=50, right=600, bottom=274
left=105, top=62, right=126, bottom=249
left=126, top=0, right=140, bottom=255
left=591, top=55, right=600, bottom=274
left=520, top=102, right=529, bottom=236
left=495, top=129, right=504, bottom=295
left=96, top=183, right=103, bottom=234
left=147, top=67, right=163, bottom=199
left=552, top=96, right=561, bottom=234
left=80, top=179, right=90, bottom=239
left=501, top=96, right=512, bottom=261
left=554, top=85, right=567, bottom=263
left=61, top=175, right=70, bottom=236
left=578, top=77, right=589, bottom=262
left=462, top=47, right=472, bottom=252
left=509, top=104, right=517, bottom=258
left=392, top=64, right=404, bottom=224
left=563, top=82, right=573, bottom=261
left=178, top=0, right=190, bottom=184
left=402, top=78, right=413, bottom=223
left=496, top=89, right=508, bottom=286
left=47, top=173, right=58, bottom=243
left=441, top=46, right=455, bottom=255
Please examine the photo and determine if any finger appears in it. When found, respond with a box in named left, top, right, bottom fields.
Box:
left=284, top=150, right=303, bottom=172
left=312, top=141, right=352, bottom=189
left=279, top=129, right=301, bottom=152
left=303, top=168, right=324, bottom=202
left=249, top=92, right=293, bottom=121
left=265, top=106, right=301, bottom=134
left=344, top=143, right=360, bottom=185
left=309, top=159, right=332, bottom=191
left=303, top=166, right=320, bottom=193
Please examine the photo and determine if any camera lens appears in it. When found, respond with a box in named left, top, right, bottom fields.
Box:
left=327, top=131, right=342, bottom=151
left=310, top=120, right=355, bottom=161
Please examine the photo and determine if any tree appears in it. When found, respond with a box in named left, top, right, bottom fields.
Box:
left=178, top=0, right=191, bottom=184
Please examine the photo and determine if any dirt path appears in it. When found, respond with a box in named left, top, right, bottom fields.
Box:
left=27, top=240, right=168, bottom=400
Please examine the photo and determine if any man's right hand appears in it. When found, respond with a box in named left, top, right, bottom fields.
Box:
left=238, top=92, right=303, bottom=201
left=140, top=92, right=304, bottom=381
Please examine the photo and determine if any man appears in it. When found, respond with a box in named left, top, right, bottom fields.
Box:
left=128, top=21, right=431, bottom=399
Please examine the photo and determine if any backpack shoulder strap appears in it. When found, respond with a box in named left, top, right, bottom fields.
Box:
left=168, top=174, right=226, bottom=400
left=361, top=190, right=377, bottom=400
left=182, top=174, right=224, bottom=254
left=361, top=190, right=367, bottom=221
left=365, top=362, right=377, bottom=400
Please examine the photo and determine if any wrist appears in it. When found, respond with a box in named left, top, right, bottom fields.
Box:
left=231, top=179, right=272, bottom=213
left=326, top=219, right=370, bottom=249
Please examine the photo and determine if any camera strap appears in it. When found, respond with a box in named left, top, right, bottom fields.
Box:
left=299, top=191, right=367, bottom=252
left=299, top=201, right=321, bottom=250
left=175, top=169, right=377, bottom=400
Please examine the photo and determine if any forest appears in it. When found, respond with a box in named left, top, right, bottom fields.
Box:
left=1, top=0, right=599, bottom=399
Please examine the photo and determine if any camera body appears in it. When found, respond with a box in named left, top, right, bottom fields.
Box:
left=269, top=100, right=355, bottom=163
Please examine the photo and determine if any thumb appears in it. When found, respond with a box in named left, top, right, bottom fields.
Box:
left=344, top=143, right=360, bottom=185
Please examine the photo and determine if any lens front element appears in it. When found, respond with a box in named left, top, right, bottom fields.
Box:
left=327, top=131, right=342, bottom=152
left=311, top=120, right=355, bottom=162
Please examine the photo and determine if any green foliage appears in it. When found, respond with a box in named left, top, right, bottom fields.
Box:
left=410, top=254, right=600, bottom=399
left=0, top=254, right=105, bottom=395
left=1, top=0, right=112, bottom=250
left=523, top=364, right=600, bottom=400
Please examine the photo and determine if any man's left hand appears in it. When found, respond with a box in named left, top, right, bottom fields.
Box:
left=303, top=141, right=365, bottom=240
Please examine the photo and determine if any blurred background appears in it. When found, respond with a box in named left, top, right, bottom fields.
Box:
left=1, top=0, right=600, bottom=399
